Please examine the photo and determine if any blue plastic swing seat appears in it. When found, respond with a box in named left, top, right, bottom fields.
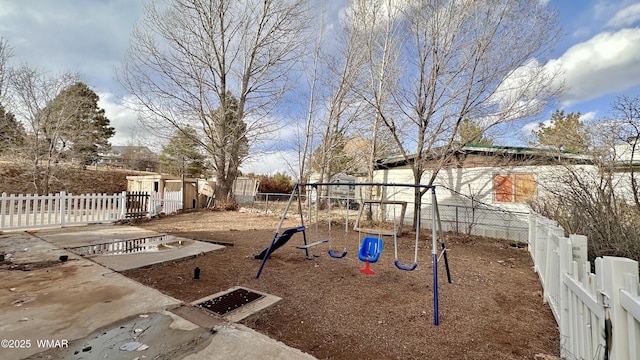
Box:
left=358, top=236, right=384, bottom=263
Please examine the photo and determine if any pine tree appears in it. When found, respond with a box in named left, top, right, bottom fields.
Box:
left=457, top=119, right=494, bottom=146
left=0, top=103, right=25, bottom=155
left=159, top=127, right=207, bottom=177
left=532, top=110, right=590, bottom=152
left=45, top=82, right=115, bottom=165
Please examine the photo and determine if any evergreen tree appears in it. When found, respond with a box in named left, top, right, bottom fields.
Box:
left=532, top=110, right=590, bottom=152
left=159, top=127, right=207, bottom=177
left=457, top=119, right=494, bottom=146
left=0, top=103, right=25, bottom=155
left=45, top=82, right=115, bottom=164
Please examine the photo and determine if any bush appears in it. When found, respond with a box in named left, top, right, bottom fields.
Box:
left=532, top=165, right=640, bottom=262
left=257, top=172, right=294, bottom=193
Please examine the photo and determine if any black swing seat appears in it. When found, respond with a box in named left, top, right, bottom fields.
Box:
left=296, top=239, right=328, bottom=249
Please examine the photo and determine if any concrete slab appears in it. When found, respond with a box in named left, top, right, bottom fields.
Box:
left=30, top=224, right=160, bottom=248
left=87, top=239, right=223, bottom=272
left=168, top=304, right=224, bottom=329
left=183, top=323, right=317, bottom=360
left=0, top=235, right=181, bottom=360
left=0, top=226, right=317, bottom=360
left=25, top=311, right=214, bottom=360
left=33, top=225, right=224, bottom=271
left=0, top=233, right=69, bottom=267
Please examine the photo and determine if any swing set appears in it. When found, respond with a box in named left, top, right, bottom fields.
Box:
left=254, top=182, right=452, bottom=325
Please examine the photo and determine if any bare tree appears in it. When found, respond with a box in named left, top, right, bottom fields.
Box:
left=0, top=38, right=12, bottom=101
left=292, top=3, right=325, bottom=185
left=348, top=0, right=403, bottom=198
left=532, top=95, right=640, bottom=261
left=609, top=95, right=640, bottom=209
left=118, top=0, right=309, bottom=202
left=360, top=0, right=561, bottom=225
left=288, top=3, right=370, bottom=204
left=313, top=10, right=369, bottom=196
left=9, top=66, right=80, bottom=194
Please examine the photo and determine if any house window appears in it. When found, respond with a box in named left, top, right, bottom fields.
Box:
left=494, top=174, right=536, bottom=203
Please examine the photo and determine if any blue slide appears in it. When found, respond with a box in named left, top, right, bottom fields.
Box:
left=254, top=226, right=306, bottom=260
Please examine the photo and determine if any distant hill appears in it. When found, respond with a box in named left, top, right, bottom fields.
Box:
left=0, top=163, right=136, bottom=195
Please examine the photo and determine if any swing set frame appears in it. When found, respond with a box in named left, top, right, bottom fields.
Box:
left=354, top=200, right=407, bottom=236
left=254, top=182, right=451, bottom=325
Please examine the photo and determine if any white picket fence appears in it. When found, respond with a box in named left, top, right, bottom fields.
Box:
left=0, top=191, right=185, bottom=231
left=0, top=191, right=127, bottom=230
left=529, top=213, right=640, bottom=360
left=149, top=190, right=183, bottom=216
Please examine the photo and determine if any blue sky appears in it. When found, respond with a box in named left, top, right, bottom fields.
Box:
left=1, top=0, right=640, bottom=175
left=545, top=0, right=640, bottom=122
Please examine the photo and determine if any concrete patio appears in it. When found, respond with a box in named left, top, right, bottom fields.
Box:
left=0, top=224, right=316, bottom=360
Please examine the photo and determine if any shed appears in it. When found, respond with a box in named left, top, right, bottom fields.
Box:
left=126, top=174, right=214, bottom=210
left=233, top=177, right=260, bottom=205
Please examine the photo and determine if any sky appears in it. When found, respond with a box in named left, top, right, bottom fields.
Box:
left=1, top=0, right=640, bottom=175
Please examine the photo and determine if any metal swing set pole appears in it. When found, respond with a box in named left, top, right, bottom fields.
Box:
left=256, top=184, right=304, bottom=279
left=429, top=185, right=451, bottom=326
left=431, top=186, right=439, bottom=326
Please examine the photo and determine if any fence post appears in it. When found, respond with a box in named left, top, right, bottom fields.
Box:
left=119, top=191, right=127, bottom=220
left=600, top=256, right=639, bottom=360
left=528, top=212, right=536, bottom=259
left=569, top=234, right=588, bottom=280
left=622, top=272, right=640, bottom=360
left=59, top=191, right=66, bottom=227
left=455, top=206, right=459, bottom=234
left=558, top=235, right=573, bottom=358
left=0, top=192, right=6, bottom=229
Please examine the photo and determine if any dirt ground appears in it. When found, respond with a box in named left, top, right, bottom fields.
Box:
left=122, top=209, right=559, bottom=360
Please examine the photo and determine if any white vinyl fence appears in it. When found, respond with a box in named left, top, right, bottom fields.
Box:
left=149, top=190, right=183, bottom=216
left=0, top=190, right=185, bottom=231
left=0, top=191, right=126, bottom=230
left=529, top=213, right=640, bottom=360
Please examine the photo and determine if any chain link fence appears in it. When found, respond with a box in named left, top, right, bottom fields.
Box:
left=241, top=192, right=529, bottom=242
left=421, top=203, right=529, bottom=242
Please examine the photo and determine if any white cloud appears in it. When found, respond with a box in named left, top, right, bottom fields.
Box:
left=549, top=28, right=640, bottom=105
left=0, top=0, right=143, bottom=90
left=579, top=111, right=597, bottom=123
left=607, top=3, right=640, bottom=27
left=521, top=121, right=541, bottom=135
left=343, top=0, right=411, bottom=33
left=241, top=151, right=299, bottom=177
left=97, top=92, right=143, bottom=146
left=594, top=0, right=619, bottom=21
left=488, top=58, right=558, bottom=122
